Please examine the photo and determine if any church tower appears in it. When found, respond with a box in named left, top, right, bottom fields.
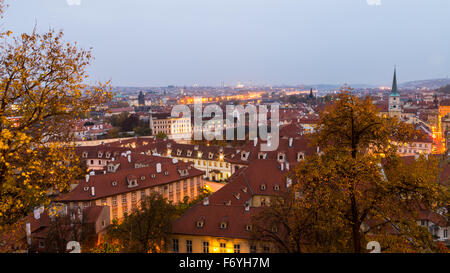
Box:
left=388, top=68, right=401, bottom=117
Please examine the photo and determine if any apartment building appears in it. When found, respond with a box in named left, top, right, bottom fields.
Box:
left=58, top=157, right=206, bottom=222
left=150, top=112, right=191, bottom=140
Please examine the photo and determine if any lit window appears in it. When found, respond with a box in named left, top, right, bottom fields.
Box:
left=234, top=244, right=240, bottom=253
left=172, top=239, right=179, bottom=253
left=186, top=240, right=193, bottom=253
left=203, top=241, right=209, bottom=253
left=220, top=243, right=226, bottom=253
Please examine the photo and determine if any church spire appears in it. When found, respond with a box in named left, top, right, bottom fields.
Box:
left=391, top=67, right=399, bottom=96
left=309, top=88, right=314, bottom=99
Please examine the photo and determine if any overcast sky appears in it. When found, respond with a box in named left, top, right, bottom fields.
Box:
left=4, top=0, right=450, bottom=87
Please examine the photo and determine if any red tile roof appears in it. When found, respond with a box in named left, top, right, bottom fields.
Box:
left=58, top=158, right=204, bottom=202
left=172, top=160, right=290, bottom=239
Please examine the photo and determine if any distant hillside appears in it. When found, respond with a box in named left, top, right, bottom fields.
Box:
left=436, top=84, right=450, bottom=94
left=399, top=78, right=450, bottom=90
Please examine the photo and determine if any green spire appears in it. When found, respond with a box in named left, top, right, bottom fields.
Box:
left=391, top=67, right=399, bottom=96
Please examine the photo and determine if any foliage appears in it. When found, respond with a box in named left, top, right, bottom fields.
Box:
left=251, top=89, right=449, bottom=253
left=41, top=208, right=97, bottom=253
left=175, top=186, right=212, bottom=216
left=0, top=6, right=112, bottom=228
left=133, top=125, right=151, bottom=137
left=155, top=131, right=168, bottom=139
left=104, top=192, right=177, bottom=253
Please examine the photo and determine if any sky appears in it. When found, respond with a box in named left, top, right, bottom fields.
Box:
left=3, top=0, right=450, bottom=87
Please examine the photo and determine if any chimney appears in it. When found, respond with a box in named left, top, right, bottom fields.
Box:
left=289, top=137, right=293, bottom=147
left=91, top=186, right=95, bottom=197
left=280, top=163, right=284, bottom=171
left=26, top=222, right=31, bottom=245
left=156, top=163, right=162, bottom=173
left=203, top=197, right=209, bottom=206
left=127, top=155, right=131, bottom=163
left=33, top=207, right=41, bottom=220
left=245, top=201, right=250, bottom=212
left=286, top=162, right=290, bottom=171
left=286, top=178, right=292, bottom=188
left=85, top=174, right=90, bottom=183
left=254, top=137, right=258, bottom=147
left=316, top=146, right=320, bottom=154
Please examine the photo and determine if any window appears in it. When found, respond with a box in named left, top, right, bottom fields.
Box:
left=220, top=243, right=226, bottom=253
left=260, top=198, right=266, bottom=207
left=203, top=241, right=209, bottom=253
left=444, top=229, right=448, bottom=239
left=250, top=245, right=257, bottom=253
left=186, top=240, right=193, bottom=253
left=112, top=207, right=118, bottom=219
left=39, top=241, right=45, bottom=249
left=420, top=220, right=426, bottom=226
left=234, top=244, right=240, bottom=253
left=220, top=222, right=228, bottom=229
left=263, top=245, right=270, bottom=253
left=172, top=239, right=179, bottom=253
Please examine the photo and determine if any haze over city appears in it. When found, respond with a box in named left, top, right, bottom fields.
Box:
left=4, top=0, right=450, bottom=87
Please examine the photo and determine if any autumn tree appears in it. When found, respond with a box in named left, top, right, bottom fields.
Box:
left=155, top=131, right=167, bottom=139
left=175, top=185, right=212, bottom=216
left=105, top=192, right=177, bottom=253
left=39, top=209, right=97, bottom=253
left=252, top=89, right=449, bottom=253
left=0, top=3, right=111, bottom=228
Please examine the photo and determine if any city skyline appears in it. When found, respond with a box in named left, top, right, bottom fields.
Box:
left=4, top=0, right=450, bottom=87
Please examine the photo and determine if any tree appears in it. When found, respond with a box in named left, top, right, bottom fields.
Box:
left=106, top=192, right=177, bottom=253
left=175, top=186, right=212, bottom=216
left=105, top=127, right=120, bottom=139
left=40, top=208, right=97, bottom=253
left=133, top=126, right=151, bottom=136
left=121, top=114, right=139, bottom=132
left=0, top=3, right=111, bottom=228
left=155, top=132, right=167, bottom=139
left=107, top=111, right=128, bottom=128
left=252, top=89, right=449, bottom=253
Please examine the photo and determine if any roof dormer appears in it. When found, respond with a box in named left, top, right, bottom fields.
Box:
left=241, top=151, right=249, bottom=161
left=220, top=219, right=228, bottom=230
left=196, top=216, right=205, bottom=228
left=277, top=152, right=286, bottom=162
left=126, top=176, right=138, bottom=188
left=258, top=152, right=267, bottom=159
left=297, top=152, right=305, bottom=162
